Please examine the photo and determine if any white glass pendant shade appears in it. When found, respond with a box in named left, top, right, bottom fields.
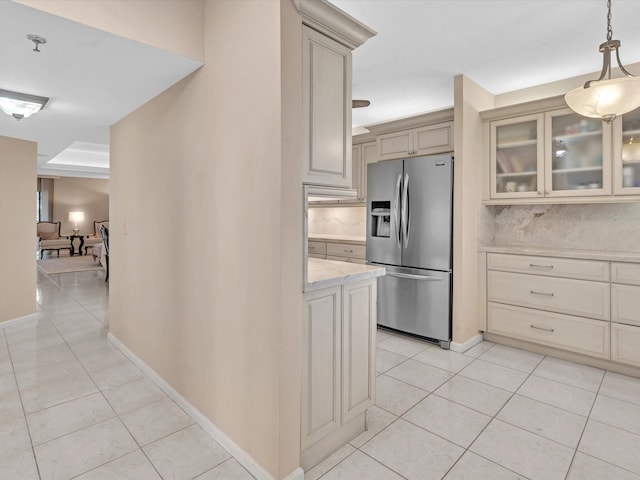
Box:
left=565, top=77, right=640, bottom=122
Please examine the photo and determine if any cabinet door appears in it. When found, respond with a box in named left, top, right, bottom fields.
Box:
left=361, top=141, right=377, bottom=201
left=490, top=114, right=544, bottom=198
left=611, top=322, right=640, bottom=367
left=301, top=287, right=342, bottom=448
left=352, top=144, right=364, bottom=200
left=545, top=109, right=611, bottom=197
left=413, top=122, right=453, bottom=156
left=613, top=109, right=640, bottom=195
left=302, top=26, right=352, bottom=187
left=342, top=280, right=376, bottom=422
left=377, top=130, right=412, bottom=161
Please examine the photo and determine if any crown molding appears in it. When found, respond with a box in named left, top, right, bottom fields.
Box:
left=293, top=0, right=376, bottom=49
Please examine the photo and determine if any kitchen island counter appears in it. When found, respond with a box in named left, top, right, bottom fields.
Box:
left=305, top=257, right=385, bottom=293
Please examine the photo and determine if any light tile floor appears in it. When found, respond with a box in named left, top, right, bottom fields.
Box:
left=307, top=329, right=640, bottom=480
left=4, top=269, right=640, bottom=479
left=0, top=268, right=255, bottom=480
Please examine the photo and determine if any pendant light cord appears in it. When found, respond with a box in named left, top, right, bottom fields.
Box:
left=606, top=0, right=612, bottom=42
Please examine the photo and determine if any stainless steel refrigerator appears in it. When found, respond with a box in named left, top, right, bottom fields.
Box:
left=366, top=154, right=453, bottom=349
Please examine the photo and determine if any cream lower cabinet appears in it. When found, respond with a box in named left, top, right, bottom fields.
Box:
left=302, top=286, right=341, bottom=447
left=308, top=240, right=327, bottom=259
left=301, top=279, right=376, bottom=460
left=611, top=262, right=640, bottom=367
left=307, top=239, right=366, bottom=264
left=485, top=252, right=640, bottom=368
left=486, top=253, right=611, bottom=359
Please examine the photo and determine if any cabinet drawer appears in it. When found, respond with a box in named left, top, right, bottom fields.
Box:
left=326, top=255, right=367, bottom=265
left=488, top=271, right=610, bottom=320
left=611, top=323, right=640, bottom=367
left=327, top=243, right=366, bottom=259
left=612, top=284, right=640, bottom=327
left=488, top=303, right=610, bottom=359
left=308, top=241, right=327, bottom=256
left=611, top=262, right=640, bottom=286
left=487, top=253, right=609, bottom=281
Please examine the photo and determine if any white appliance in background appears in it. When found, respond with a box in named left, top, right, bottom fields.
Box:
left=366, top=154, right=453, bottom=348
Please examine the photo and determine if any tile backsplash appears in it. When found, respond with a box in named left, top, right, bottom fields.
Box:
left=483, top=203, right=640, bottom=253
left=308, top=205, right=366, bottom=237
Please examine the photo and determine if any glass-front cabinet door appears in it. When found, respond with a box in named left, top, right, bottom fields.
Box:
left=490, top=114, right=544, bottom=198
left=613, top=109, right=640, bottom=195
left=544, top=109, right=611, bottom=197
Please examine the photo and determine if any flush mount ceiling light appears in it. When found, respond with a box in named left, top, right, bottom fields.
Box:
left=0, top=89, right=49, bottom=120
left=565, top=0, right=640, bottom=123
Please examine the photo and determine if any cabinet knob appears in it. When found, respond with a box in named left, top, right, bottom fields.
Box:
left=537, top=190, right=542, bottom=195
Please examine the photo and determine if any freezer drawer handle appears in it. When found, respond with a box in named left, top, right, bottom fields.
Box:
left=530, top=324, right=554, bottom=333
left=530, top=290, right=554, bottom=297
left=529, top=263, right=554, bottom=270
left=388, top=272, right=443, bottom=281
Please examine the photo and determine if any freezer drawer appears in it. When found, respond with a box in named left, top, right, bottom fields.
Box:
left=377, top=266, right=451, bottom=347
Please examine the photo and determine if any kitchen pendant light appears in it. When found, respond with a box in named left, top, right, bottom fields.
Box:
left=565, top=0, right=640, bottom=123
left=0, top=89, right=49, bottom=120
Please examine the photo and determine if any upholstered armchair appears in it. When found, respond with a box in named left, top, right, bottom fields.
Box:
left=37, top=221, right=72, bottom=259
left=84, top=220, right=109, bottom=255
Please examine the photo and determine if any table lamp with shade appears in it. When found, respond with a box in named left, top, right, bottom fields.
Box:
left=68, top=211, right=84, bottom=234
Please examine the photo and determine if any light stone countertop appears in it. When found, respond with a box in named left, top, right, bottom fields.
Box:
left=480, top=245, right=640, bottom=263
left=308, top=234, right=366, bottom=244
left=305, top=258, right=385, bottom=292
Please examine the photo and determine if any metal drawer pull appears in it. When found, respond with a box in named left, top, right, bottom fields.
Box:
left=530, top=290, right=554, bottom=297
left=344, top=249, right=353, bottom=253
left=529, top=263, right=553, bottom=269
left=530, top=324, right=554, bottom=333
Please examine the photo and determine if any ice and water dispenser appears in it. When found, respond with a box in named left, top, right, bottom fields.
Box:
left=370, top=201, right=391, bottom=238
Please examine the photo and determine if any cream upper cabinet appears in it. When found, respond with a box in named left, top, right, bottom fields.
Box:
left=352, top=144, right=364, bottom=200
left=351, top=141, right=377, bottom=201
left=544, top=109, right=611, bottom=197
left=302, top=26, right=352, bottom=188
left=489, top=109, right=611, bottom=200
left=491, top=114, right=544, bottom=198
left=377, top=122, right=453, bottom=161
left=613, top=109, right=640, bottom=195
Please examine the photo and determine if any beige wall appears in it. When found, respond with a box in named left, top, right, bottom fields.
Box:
left=452, top=75, right=494, bottom=345
left=15, top=0, right=204, bottom=61
left=50, top=177, right=109, bottom=235
left=110, top=1, right=302, bottom=478
left=0, top=136, right=37, bottom=323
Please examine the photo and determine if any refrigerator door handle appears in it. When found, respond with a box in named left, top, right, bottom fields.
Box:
left=387, top=272, right=443, bottom=281
left=393, top=174, right=402, bottom=248
left=401, top=173, right=410, bottom=248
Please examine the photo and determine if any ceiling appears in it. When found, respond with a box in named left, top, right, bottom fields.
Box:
left=329, top=0, right=640, bottom=129
left=2, top=1, right=640, bottom=177
left=0, top=0, right=202, bottom=178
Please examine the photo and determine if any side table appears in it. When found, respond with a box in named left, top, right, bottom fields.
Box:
left=69, top=234, right=85, bottom=256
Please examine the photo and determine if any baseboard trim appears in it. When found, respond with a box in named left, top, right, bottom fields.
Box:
left=107, top=332, right=302, bottom=480
left=450, top=333, right=483, bottom=353
left=0, top=312, right=38, bottom=330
